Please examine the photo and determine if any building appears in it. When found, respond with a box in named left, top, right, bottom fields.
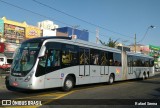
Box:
left=128, top=44, right=147, bottom=53
left=37, top=20, right=59, bottom=37
left=1, top=17, right=27, bottom=44
left=37, top=20, right=58, bottom=30
left=0, top=17, right=42, bottom=59
left=56, top=27, right=89, bottom=41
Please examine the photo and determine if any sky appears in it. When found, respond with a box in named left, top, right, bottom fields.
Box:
left=0, top=0, right=160, bottom=46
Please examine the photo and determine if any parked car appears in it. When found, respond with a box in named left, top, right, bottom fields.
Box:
left=155, top=67, right=160, bottom=72
left=0, top=63, right=11, bottom=73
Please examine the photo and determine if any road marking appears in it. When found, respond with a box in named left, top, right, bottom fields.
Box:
left=42, top=91, right=75, bottom=105
left=16, top=92, right=66, bottom=99
left=2, top=76, right=159, bottom=107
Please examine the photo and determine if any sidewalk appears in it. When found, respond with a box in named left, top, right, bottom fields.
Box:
left=154, top=71, right=160, bottom=75
left=0, top=75, right=6, bottom=90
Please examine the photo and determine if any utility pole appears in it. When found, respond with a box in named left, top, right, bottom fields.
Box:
left=134, top=34, right=136, bottom=53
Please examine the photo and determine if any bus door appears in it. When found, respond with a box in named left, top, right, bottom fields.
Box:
left=100, top=52, right=109, bottom=75
left=79, top=48, right=90, bottom=76
left=44, top=43, right=62, bottom=88
left=128, top=55, right=133, bottom=74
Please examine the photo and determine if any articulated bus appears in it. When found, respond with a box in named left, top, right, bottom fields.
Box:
left=6, top=37, right=154, bottom=91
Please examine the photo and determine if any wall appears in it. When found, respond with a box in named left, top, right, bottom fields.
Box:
left=37, top=20, right=59, bottom=30
left=56, top=27, right=89, bottom=41
left=42, top=29, right=56, bottom=36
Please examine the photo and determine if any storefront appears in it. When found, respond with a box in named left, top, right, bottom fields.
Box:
left=2, top=17, right=27, bottom=44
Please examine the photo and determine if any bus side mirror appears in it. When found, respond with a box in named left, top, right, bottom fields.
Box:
left=38, top=46, right=46, bottom=57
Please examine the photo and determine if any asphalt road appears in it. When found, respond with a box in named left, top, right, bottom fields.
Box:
left=0, top=72, right=160, bottom=108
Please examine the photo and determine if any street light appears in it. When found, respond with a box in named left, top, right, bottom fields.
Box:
left=137, top=25, right=156, bottom=43
left=135, top=25, right=156, bottom=52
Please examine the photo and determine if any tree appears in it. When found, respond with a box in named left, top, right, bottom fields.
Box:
left=99, top=38, right=119, bottom=48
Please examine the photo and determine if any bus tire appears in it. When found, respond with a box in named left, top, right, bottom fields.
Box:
left=142, top=72, right=145, bottom=80
left=62, top=76, right=74, bottom=91
left=146, top=72, right=149, bottom=79
left=108, top=74, right=114, bottom=84
left=5, top=76, right=13, bottom=91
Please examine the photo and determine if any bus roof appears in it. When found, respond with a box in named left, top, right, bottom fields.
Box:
left=23, top=36, right=71, bottom=43
left=43, top=37, right=122, bottom=53
left=127, top=51, right=153, bottom=58
left=23, top=36, right=153, bottom=58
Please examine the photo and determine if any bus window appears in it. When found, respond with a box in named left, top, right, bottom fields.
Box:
left=79, top=48, right=89, bottom=65
left=36, top=53, right=47, bottom=77
left=100, top=52, right=107, bottom=66
left=137, top=57, right=143, bottom=67
left=47, top=50, right=60, bottom=67
left=90, top=49, right=100, bottom=65
left=144, top=58, right=149, bottom=67
left=62, top=44, right=78, bottom=67
left=149, top=58, right=154, bottom=67
left=133, top=56, right=137, bottom=67
left=108, top=52, right=114, bottom=66
left=113, top=53, right=121, bottom=66
left=46, top=49, right=61, bottom=73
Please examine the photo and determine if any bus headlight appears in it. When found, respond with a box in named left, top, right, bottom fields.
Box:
left=24, top=74, right=33, bottom=82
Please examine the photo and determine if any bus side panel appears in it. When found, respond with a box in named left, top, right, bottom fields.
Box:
left=99, top=66, right=109, bottom=82
left=130, top=67, right=147, bottom=79
left=31, top=75, right=45, bottom=89
left=149, top=67, right=154, bottom=77
left=109, top=66, right=122, bottom=81
left=89, top=65, right=100, bottom=84
left=44, top=72, right=63, bottom=89
left=44, top=66, right=80, bottom=89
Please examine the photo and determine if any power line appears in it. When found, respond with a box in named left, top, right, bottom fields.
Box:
left=32, top=0, right=134, bottom=39
left=0, top=0, right=133, bottom=44
left=0, top=0, right=72, bottom=26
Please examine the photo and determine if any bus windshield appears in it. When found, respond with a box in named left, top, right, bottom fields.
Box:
left=11, top=42, right=41, bottom=77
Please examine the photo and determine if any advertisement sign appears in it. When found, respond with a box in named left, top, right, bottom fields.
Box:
left=4, top=23, right=25, bottom=43
left=0, top=20, right=4, bottom=37
left=26, top=26, right=41, bottom=39
left=5, top=43, right=19, bottom=52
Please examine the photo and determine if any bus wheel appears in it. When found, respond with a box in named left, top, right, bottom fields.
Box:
left=142, top=72, right=145, bottom=80
left=5, top=76, right=13, bottom=91
left=62, top=76, right=74, bottom=91
left=108, top=74, right=114, bottom=84
left=145, top=72, right=149, bottom=79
